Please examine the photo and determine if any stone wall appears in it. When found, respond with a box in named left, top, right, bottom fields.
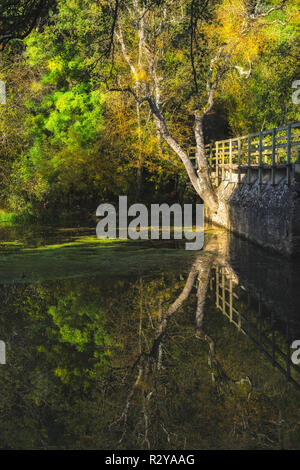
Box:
left=205, top=163, right=300, bottom=257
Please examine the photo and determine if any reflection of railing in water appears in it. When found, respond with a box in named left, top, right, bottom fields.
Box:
left=209, top=266, right=300, bottom=390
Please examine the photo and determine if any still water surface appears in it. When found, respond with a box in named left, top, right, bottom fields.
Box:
left=0, top=226, right=299, bottom=449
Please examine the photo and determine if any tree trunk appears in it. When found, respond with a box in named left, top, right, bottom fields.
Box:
left=147, top=96, right=219, bottom=213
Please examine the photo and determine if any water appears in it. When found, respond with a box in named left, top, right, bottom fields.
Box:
left=0, top=226, right=299, bottom=449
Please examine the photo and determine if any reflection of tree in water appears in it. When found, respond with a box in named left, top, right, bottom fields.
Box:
left=109, top=254, right=279, bottom=449
left=0, top=258, right=300, bottom=449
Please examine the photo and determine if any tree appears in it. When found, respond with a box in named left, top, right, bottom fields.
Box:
left=0, top=7, right=128, bottom=215
left=219, top=3, right=300, bottom=134
left=0, top=0, right=56, bottom=46
left=1, top=0, right=297, bottom=216
left=2, top=0, right=185, bottom=214
left=102, top=0, right=291, bottom=214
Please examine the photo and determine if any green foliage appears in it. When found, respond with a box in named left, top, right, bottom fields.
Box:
left=219, top=0, right=300, bottom=133
left=0, top=0, right=299, bottom=217
left=12, top=24, right=107, bottom=211
left=48, top=295, right=110, bottom=351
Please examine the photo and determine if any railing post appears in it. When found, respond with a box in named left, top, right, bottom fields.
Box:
left=271, top=128, right=276, bottom=185
left=258, top=131, right=263, bottom=193
left=222, top=141, right=225, bottom=183
left=258, top=293, right=262, bottom=351
left=222, top=267, right=225, bottom=314
left=229, top=278, right=233, bottom=322
left=247, top=293, right=251, bottom=336
left=238, top=138, right=241, bottom=185
left=216, top=268, right=220, bottom=308
left=247, top=136, right=251, bottom=185
left=229, top=139, right=232, bottom=183
left=215, top=141, right=219, bottom=186
left=286, top=124, right=291, bottom=185
left=238, top=308, right=242, bottom=330
left=208, top=142, right=213, bottom=181
left=271, top=311, right=275, bottom=365
left=209, top=143, right=213, bottom=167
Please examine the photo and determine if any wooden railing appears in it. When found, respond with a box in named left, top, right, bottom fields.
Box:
left=190, top=122, right=300, bottom=186
left=209, top=266, right=300, bottom=390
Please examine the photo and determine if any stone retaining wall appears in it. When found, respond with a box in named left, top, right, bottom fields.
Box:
left=205, top=163, right=300, bottom=256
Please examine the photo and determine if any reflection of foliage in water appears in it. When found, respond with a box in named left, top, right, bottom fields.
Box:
left=0, top=262, right=300, bottom=450
left=46, top=293, right=111, bottom=385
